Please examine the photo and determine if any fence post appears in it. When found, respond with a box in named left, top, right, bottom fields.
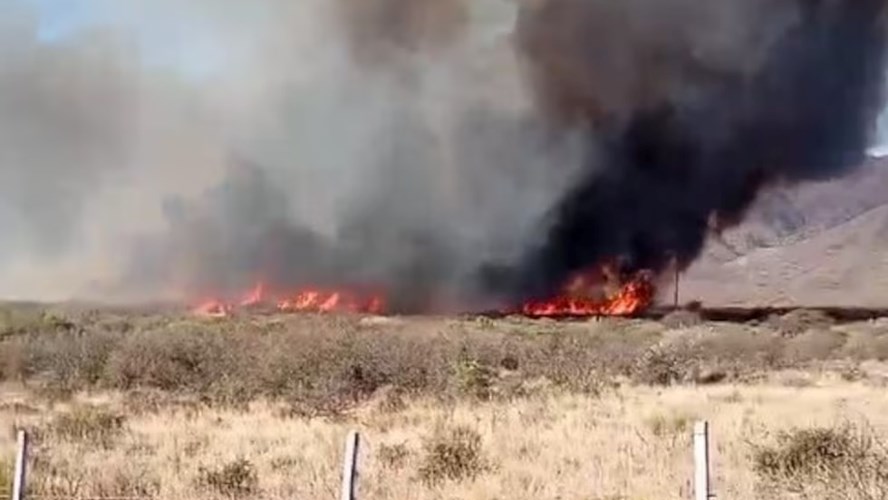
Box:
left=12, top=430, right=28, bottom=500
left=694, top=421, right=711, bottom=500
left=340, top=431, right=359, bottom=500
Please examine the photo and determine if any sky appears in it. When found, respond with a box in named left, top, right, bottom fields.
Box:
left=18, top=0, right=888, bottom=156
left=21, top=0, right=261, bottom=79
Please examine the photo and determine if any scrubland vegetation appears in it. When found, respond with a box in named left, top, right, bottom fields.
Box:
left=2, top=304, right=888, bottom=499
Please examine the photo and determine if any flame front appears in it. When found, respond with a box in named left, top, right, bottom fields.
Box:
left=191, top=267, right=654, bottom=318
left=517, top=269, right=655, bottom=317
left=192, top=283, right=386, bottom=318
left=278, top=289, right=386, bottom=314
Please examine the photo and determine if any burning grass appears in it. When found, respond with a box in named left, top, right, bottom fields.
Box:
left=189, top=265, right=656, bottom=319
left=2, top=305, right=888, bottom=498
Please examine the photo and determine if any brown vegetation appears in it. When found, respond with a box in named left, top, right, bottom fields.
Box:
left=2, top=305, right=888, bottom=498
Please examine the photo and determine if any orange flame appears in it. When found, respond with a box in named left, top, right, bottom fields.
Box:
left=190, top=267, right=654, bottom=318
left=277, top=288, right=386, bottom=314
left=518, top=269, right=655, bottom=317
left=239, top=282, right=265, bottom=307
left=192, top=299, right=233, bottom=318
left=191, top=282, right=386, bottom=318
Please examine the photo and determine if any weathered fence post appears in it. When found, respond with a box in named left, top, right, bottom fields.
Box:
left=340, top=431, right=359, bottom=500
left=694, top=421, right=712, bottom=500
left=12, top=429, right=28, bottom=500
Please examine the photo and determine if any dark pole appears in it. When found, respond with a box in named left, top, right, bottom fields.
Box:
left=673, top=256, right=680, bottom=308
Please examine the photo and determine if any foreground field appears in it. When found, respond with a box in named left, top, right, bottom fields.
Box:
left=2, top=306, right=888, bottom=499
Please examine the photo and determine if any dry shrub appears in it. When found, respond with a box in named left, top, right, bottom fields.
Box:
left=645, top=411, right=693, bottom=440
left=378, top=442, right=411, bottom=470
left=0, top=340, right=26, bottom=381
left=103, top=326, right=230, bottom=392
left=417, top=425, right=489, bottom=485
left=661, top=309, right=703, bottom=329
left=197, top=458, right=259, bottom=498
left=369, top=385, right=408, bottom=414
left=0, top=458, right=11, bottom=493
left=10, top=329, right=119, bottom=391
left=45, top=405, right=126, bottom=448
left=0, top=306, right=79, bottom=338
left=752, top=422, right=888, bottom=499
left=631, top=340, right=698, bottom=386
left=841, top=330, right=888, bottom=361
left=2, top=305, right=882, bottom=414
left=784, top=329, right=847, bottom=362
left=524, top=330, right=621, bottom=394
left=769, top=309, right=836, bottom=338
left=30, top=456, right=159, bottom=499
left=453, top=356, right=495, bottom=400
left=696, top=325, right=784, bottom=370
left=93, top=470, right=159, bottom=499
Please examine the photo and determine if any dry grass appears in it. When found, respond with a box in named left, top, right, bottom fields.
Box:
left=2, top=307, right=888, bottom=498
left=3, top=378, right=888, bottom=499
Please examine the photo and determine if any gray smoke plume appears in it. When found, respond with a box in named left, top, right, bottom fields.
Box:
left=0, top=0, right=586, bottom=309
left=0, top=0, right=886, bottom=311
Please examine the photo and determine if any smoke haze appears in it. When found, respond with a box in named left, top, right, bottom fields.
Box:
left=0, top=0, right=886, bottom=310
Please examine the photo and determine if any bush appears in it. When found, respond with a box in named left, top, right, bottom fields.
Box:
left=840, top=330, right=888, bottom=361
left=751, top=422, right=888, bottom=498
left=46, top=406, right=126, bottom=448
left=784, top=329, right=847, bottom=362
left=453, top=357, right=494, bottom=400
left=769, top=309, right=835, bottom=338
left=661, top=309, right=703, bottom=329
left=631, top=342, right=696, bottom=386
left=417, top=425, right=489, bottom=485
left=87, top=467, right=160, bottom=499
left=645, top=412, right=693, bottom=440
left=1, top=305, right=881, bottom=413
left=197, top=458, right=259, bottom=498
left=0, top=307, right=79, bottom=338
left=378, top=442, right=411, bottom=470
left=0, top=458, right=11, bottom=493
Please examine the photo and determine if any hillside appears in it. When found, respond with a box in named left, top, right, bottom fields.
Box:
left=678, top=159, right=888, bottom=307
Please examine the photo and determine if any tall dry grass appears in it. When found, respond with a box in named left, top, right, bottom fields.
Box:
left=3, top=377, right=888, bottom=499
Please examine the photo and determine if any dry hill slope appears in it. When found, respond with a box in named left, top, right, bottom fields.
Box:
left=679, top=161, right=888, bottom=307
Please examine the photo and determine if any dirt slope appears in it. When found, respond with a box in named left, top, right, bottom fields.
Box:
left=677, top=160, right=888, bottom=307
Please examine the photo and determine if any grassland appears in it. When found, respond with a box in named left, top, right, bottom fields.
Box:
left=2, top=305, right=888, bottom=499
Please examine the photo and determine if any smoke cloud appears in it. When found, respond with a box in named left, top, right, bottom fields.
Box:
left=484, top=0, right=888, bottom=301
left=0, top=0, right=886, bottom=310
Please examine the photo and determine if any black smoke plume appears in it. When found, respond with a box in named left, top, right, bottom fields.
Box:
left=484, top=0, right=888, bottom=302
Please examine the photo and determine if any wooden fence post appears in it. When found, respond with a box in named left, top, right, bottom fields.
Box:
left=694, top=421, right=711, bottom=500
left=12, top=430, right=28, bottom=500
left=340, top=431, right=359, bottom=500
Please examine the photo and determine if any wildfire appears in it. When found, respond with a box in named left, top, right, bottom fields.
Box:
left=192, top=283, right=386, bottom=318
left=190, top=267, right=654, bottom=319
left=277, top=289, right=386, bottom=314
left=517, top=269, right=655, bottom=317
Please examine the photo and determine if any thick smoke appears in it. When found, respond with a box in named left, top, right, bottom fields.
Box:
left=144, top=0, right=587, bottom=311
left=483, top=0, right=888, bottom=301
left=0, top=0, right=886, bottom=310
left=0, top=0, right=586, bottom=309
